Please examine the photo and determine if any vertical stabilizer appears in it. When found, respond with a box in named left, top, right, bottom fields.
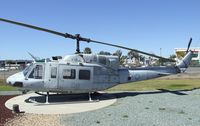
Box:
left=176, top=51, right=193, bottom=70
left=176, top=37, right=193, bottom=71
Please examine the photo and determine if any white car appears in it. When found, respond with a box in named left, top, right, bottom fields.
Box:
left=0, top=68, right=9, bottom=71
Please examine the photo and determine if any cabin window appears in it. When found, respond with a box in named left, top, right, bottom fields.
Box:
left=79, top=70, right=90, bottom=80
left=63, top=69, right=76, bottom=79
left=51, top=67, right=57, bottom=78
left=28, top=65, right=43, bottom=79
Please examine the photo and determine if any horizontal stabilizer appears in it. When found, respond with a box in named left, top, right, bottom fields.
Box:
left=158, top=73, right=171, bottom=76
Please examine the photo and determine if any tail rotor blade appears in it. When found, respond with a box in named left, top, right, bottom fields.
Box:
left=186, top=37, right=192, bottom=53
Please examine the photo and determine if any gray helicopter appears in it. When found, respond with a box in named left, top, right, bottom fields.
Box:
left=0, top=18, right=193, bottom=102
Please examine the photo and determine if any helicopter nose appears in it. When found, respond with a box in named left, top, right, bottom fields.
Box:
left=6, top=76, right=13, bottom=85
left=6, top=77, right=10, bottom=84
left=6, top=72, right=24, bottom=87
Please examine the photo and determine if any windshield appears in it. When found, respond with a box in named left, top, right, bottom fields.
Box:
left=23, top=63, right=33, bottom=76
left=28, top=65, right=43, bottom=79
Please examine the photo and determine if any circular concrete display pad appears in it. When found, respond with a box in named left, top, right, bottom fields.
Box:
left=5, top=92, right=116, bottom=114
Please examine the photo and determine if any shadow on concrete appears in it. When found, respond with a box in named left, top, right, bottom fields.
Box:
left=25, top=92, right=114, bottom=104
left=110, top=88, right=200, bottom=99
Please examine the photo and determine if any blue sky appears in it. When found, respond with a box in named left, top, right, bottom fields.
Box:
left=0, top=0, right=200, bottom=59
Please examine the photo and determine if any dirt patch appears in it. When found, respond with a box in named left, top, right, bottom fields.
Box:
left=0, top=96, right=16, bottom=126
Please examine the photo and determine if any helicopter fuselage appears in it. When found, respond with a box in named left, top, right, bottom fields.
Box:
left=6, top=52, right=192, bottom=94
left=6, top=54, right=119, bottom=93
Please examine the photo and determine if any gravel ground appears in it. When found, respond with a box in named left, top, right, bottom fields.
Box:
left=5, top=114, right=61, bottom=126
left=60, top=89, right=200, bottom=126
left=2, top=89, right=200, bottom=126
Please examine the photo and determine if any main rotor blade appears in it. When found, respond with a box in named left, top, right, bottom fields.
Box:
left=0, top=18, right=175, bottom=62
left=0, top=18, right=76, bottom=39
left=90, top=40, right=175, bottom=62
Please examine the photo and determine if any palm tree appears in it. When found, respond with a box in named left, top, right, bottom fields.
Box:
left=120, top=55, right=128, bottom=65
left=113, top=50, right=122, bottom=59
left=139, top=55, right=145, bottom=65
left=113, top=50, right=125, bottom=65
left=128, top=51, right=139, bottom=60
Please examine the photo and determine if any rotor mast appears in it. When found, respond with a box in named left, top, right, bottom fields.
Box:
left=75, top=34, right=80, bottom=54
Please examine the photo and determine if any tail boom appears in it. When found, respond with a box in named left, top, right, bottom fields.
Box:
left=118, top=51, right=193, bottom=84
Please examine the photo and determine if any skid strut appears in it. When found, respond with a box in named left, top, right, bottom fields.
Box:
left=89, top=92, right=93, bottom=102
left=45, top=92, right=49, bottom=104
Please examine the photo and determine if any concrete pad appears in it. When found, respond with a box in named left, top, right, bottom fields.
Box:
left=5, top=92, right=116, bottom=114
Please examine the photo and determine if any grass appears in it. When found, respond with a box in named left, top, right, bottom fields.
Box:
left=0, top=79, right=16, bottom=91
left=0, top=78, right=200, bottom=91
left=107, top=79, right=200, bottom=91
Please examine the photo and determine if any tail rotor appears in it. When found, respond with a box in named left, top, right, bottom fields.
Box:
left=186, top=38, right=192, bottom=53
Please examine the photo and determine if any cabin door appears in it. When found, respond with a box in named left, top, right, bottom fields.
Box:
left=45, top=63, right=58, bottom=89
left=58, top=65, right=76, bottom=90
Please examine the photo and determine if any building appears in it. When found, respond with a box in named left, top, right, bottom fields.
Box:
left=175, top=48, right=200, bottom=66
left=0, top=60, right=32, bottom=70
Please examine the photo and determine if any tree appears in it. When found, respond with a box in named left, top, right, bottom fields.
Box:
left=120, top=55, right=127, bottom=65
left=113, top=50, right=122, bottom=58
left=169, top=54, right=176, bottom=60
left=83, top=47, right=92, bottom=54
left=128, top=51, right=139, bottom=60
left=139, top=55, right=145, bottom=64
left=113, top=50, right=125, bottom=65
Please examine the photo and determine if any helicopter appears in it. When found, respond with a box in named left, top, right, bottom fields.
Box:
left=0, top=18, right=193, bottom=103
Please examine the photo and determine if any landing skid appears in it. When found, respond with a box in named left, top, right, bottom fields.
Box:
left=28, top=92, right=99, bottom=105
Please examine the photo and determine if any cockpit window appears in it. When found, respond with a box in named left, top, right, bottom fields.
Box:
left=28, top=65, right=43, bottom=79
left=23, top=63, right=33, bottom=76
